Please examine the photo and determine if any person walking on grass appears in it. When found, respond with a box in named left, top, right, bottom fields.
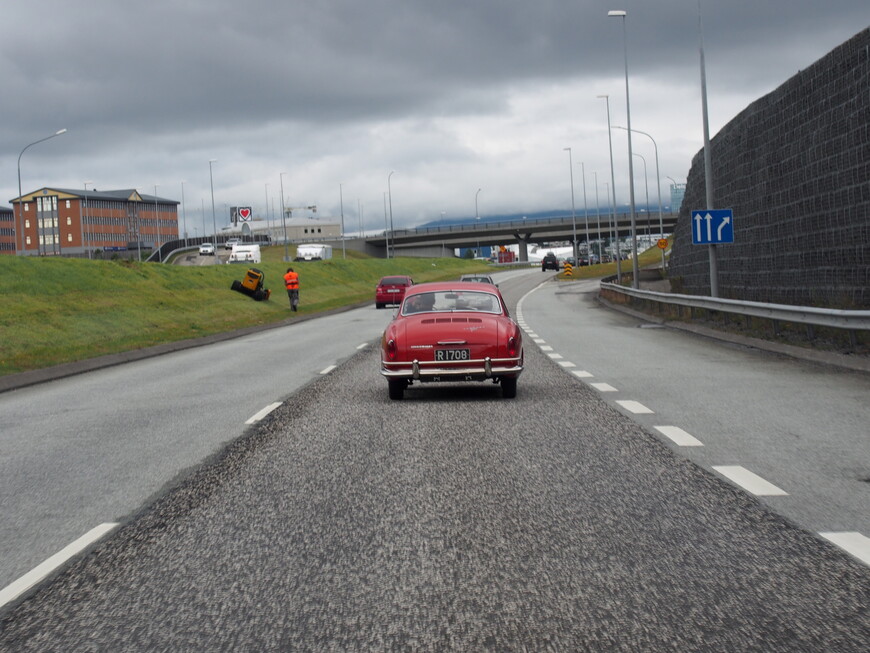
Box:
left=283, top=267, right=300, bottom=311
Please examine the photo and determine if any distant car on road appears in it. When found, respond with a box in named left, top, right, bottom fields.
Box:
left=224, top=238, right=241, bottom=250
left=459, top=273, right=497, bottom=287
left=199, top=243, right=215, bottom=256
left=375, top=275, right=414, bottom=309
left=541, top=252, right=559, bottom=271
left=380, top=282, right=523, bottom=399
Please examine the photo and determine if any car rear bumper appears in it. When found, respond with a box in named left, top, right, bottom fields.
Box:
left=381, top=356, right=523, bottom=381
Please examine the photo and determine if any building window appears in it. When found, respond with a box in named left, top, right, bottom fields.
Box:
left=25, top=219, right=30, bottom=228
left=65, top=200, right=71, bottom=209
left=24, top=203, right=29, bottom=212
left=67, top=233, right=73, bottom=242
left=67, top=216, right=72, bottom=226
left=26, top=236, right=31, bottom=245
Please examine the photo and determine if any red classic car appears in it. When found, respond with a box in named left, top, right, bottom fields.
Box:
left=380, top=282, right=524, bottom=400
left=375, top=275, right=414, bottom=309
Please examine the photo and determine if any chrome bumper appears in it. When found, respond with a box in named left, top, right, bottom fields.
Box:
left=381, top=356, right=523, bottom=380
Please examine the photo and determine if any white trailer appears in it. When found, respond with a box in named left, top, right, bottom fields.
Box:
left=228, top=243, right=261, bottom=264
left=294, top=244, right=333, bottom=261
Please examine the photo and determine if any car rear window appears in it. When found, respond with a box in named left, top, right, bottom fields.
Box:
left=380, top=276, right=409, bottom=286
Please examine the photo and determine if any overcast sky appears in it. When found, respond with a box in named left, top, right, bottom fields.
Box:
left=1, top=1, right=866, bottom=235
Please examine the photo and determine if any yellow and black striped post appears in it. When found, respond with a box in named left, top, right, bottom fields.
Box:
left=563, top=262, right=573, bottom=277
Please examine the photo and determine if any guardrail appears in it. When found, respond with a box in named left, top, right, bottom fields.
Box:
left=599, top=280, right=870, bottom=348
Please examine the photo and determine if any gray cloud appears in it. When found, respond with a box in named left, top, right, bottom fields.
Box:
left=2, top=1, right=866, bottom=232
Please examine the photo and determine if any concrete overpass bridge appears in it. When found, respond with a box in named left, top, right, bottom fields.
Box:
left=357, top=211, right=678, bottom=260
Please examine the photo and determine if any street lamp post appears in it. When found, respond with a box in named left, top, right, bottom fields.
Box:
left=280, top=173, right=289, bottom=261
left=608, top=9, right=639, bottom=287
left=580, top=162, right=589, bottom=262
left=475, top=188, right=482, bottom=257
left=383, top=192, right=390, bottom=258
left=338, top=182, right=346, bottom=259
left=616, top=125, right=665, bottom=270
left=387, top=171, right=395, bottom=258
left=16, top=128, right=68, bottom=255
left=81, top=181, right=93, bottom=259
left=209, top=159, right=218, bottom=264
left=564, top=147, right=578, bottom=262
left=633, top=153, right=649, bottom=244
left=154, top=184, right=160, bottom=262
left=593, top=171, right=601, bottom=262
left=181, top=181, right=189, bottom=248
left=698, top=0, right=718, bottom=296
left=597, top=95, right=622, bottom=282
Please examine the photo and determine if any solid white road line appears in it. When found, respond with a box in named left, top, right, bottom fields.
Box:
left=819, top=532, right=870, bottom=567
left=591, top=382, right=618, bottom=392
left=654, top=425, right=704, bottom=447
left=615, top=400, right=654, bottom=414
left=320, top=365, right=337, bottom=375
left=245, top=402, right=282, bottom=424
left=0, top=522, right=119, bottom=609
left=712, top=465, right=789, bottom=496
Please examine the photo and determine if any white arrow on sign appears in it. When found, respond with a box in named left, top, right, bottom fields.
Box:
left=694, top=213, right=704, bottom=242
left=717, top=215, right=731, bottom=241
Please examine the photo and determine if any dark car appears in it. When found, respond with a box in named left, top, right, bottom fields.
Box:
left=541, top=252, right=559, bottom=271
left=375, top=275, right=414, bottom=309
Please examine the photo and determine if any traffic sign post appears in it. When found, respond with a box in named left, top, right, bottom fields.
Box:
left=691, top=209, right=733, bottom=245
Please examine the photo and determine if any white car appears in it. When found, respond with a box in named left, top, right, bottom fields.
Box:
left=225, top=238, right=241, bottom=250
left=199, top=243, right=215, bottom=256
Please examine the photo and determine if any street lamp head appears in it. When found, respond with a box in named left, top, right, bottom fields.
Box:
left=56, top=129, right=68, bottom=135
left=608, top=10, right=626, bottom=17
left=596, top=94, right=609, bottom=99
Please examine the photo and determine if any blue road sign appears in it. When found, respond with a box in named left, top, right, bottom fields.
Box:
left=691, top=209, right=734, bottom=245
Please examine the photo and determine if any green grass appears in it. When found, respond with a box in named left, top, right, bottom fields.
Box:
left=0, top=246, right=492, bottom=376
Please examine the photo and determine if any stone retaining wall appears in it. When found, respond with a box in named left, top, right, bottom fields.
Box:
left=667, top=28, right=869, bottom=308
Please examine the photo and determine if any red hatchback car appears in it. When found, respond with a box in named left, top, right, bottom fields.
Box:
left=375, top=275, right=414, bottom=309
left=380, top=282, right=524, bottom=400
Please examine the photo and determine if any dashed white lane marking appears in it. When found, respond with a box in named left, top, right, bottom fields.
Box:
left=654, top=425, right=704, bottom=447
left=547, top=353, right=563, bottom=360
left=320, top=365, right=337, bottom=375
left=819, top=532, right=870, bottom=567
left=615, top=400, right=654, bottom=414
left=591, top=382, right=618, bottom=392
left=0, top=523, right=119, bottom=609
left=540, top=345, right=553, bottom=351
left=356, top=342, right=368, bottom=349
left=245, top=402, right=283, bottom=424
left=534, top=339, right=547, bottom=344
left=557, top=361, right=576, bottom=368
left=572, top=370, right=594, bottom=378
left=712, top=465, right=789, bottom=496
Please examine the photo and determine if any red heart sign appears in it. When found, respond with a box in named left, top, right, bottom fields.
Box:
left=239, top=208, right=251, bottom=220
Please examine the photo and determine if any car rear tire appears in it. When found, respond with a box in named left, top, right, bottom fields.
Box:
left=388, top=380, right=405, bottom=400
left=376, top=302, right=384, bottom=309
left=501, top=377, right=517, bottom=399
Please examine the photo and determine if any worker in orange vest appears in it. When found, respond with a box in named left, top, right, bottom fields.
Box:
left=283, top=267, right=300, bottom=311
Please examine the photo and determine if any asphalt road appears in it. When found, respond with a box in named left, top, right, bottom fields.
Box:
left=0, top=271, right=868, bottom=650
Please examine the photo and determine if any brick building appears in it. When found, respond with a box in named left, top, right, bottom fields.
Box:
left=6, top=188, right=179, bottom=257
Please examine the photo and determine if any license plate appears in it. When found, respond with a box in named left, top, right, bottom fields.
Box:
left=435, top=348, right=470, bottom=361
left=387, top=288, right=400, bottom=293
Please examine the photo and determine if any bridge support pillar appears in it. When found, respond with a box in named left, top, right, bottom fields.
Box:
left=513, top=233, right=533, bottom=262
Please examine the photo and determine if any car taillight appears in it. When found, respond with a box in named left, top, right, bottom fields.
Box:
left=386, top=338, right=398, bottom=361
left=507, top=335, right=518, bottom=357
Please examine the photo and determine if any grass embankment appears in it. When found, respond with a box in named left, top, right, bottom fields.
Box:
left=556, top=242, right=669, bottom=282
left=0, top=246, right=491, bottom=376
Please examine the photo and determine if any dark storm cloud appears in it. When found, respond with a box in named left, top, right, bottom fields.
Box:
left=1, top=0, right=866, bottom=223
